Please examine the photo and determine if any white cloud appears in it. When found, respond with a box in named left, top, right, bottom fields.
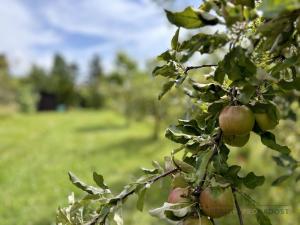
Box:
left=0, top=0, right=201, bottom=77
left=41, top=0, right=175, bottom=70
left=0, top=0, right=62, bottom=74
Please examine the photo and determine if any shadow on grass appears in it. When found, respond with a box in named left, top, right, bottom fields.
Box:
left=106, top=136, right=157, bottom=151
left=76, top=123, right=127, bottom=132
left=83, top=136, right=160, bottom=157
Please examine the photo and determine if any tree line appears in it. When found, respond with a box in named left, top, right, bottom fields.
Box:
left=0, top=52, right=186, bottom=138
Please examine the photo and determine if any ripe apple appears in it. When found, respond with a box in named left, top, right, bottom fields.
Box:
left=255, top=113, right=278, bottom=130
left=168, top=188, right=189, bottom=204
left=199, top=187, right=234, bottom=218
left=183, top=216, right=213, bottom=225
left=223, top=133, right=250, bottom=147
left=219, top=105, right=255, bottom=135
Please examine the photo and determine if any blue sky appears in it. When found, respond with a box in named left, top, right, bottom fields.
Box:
left=0, top=0, right=199, bottom=78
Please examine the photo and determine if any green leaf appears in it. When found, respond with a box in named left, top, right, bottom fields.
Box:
left=272, top=156, right=286, bottom=167
left=278, top=77, right=300, bottom=91
left=222, top=3, right=245, bottom=26
left=243, top=172, right=265, bottom=189
left=214, top=47, right=257, bottom=83
left=196, top=150, right=215, bottom=184
left=256, top=208, right=272, bottom=225
left=165, top=7, right=218, bottom=29
left=240, top=192, right=272, bottom=225
left=56, top=207, right=72, bottom=224
left=158, top=80, right=175, bottom=100
left=171, top=28, right=180, bottom=50
left=237, top=85, right=256, bottom=104
left=177, top=119, right=203, bottom=135
left=136, top=188, right=147, bottom=211
left=227, top=165, right=241, bottom=176
left=296, top=174, right=300, bottom=182
left=68, top=172, right=105, bottom=195
left=165, top=127, right=192, bottom=144
left=149, top=202, right=191, bottom=221
left=191, top=82, right=226, bottom=102
left=152, top=160, right=164, bottom=173
left=271, top=55, right=300, bottom=75
left=173, top=158, right=195, bottom=173
left=208, top=100, right=227, bottom=115
left=110, top=184, right=137, bottom=204
left=192, top=82, right=226, bottom=95
left=93, top=172, right=109, bottom=190
left=179, top=33, right=228, bottom=60
left=260, top=132, right=291, bottom=154
left=272, top=174, right=291, bottom=186
left=141, top=167, right=159, bottom=175
left=157, top=50, right=175, bottom=62
left=222, top=165, right=243, bottom=186
left=213, top=144, right=230, bottom=174
left=152, top=61, right=180, bottom=78
left=223, top=47, right=257, bottom=81
left=233, top=0, right=255, bottom=8
left=214, top=61, right=225, bottom=84
left=164, top=210, right=184, bottom=221
left=96, top=205, right=111, bottom=223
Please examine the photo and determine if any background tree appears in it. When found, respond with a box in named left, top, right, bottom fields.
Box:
left=108, top=52, right=138, bottom=125
left=0, top=54, right=9, bottom=77
left=28, top=65, right=50, bottom=93
left=80, top=54, right=105, bottom=108
left=50, top=54, right=77, bottom=107
left=89, top=54, right=104, bottom=84
left=0, top=54, right=17, bottom=111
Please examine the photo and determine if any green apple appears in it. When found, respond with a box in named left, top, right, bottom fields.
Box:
left=255, top=113, right=278, bottom=130
left=223, top=133, right=250, bottom=147
left=219, top=105, right=255, bottom=135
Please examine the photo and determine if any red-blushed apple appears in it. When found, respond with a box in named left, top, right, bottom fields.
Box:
left=199, top=187, right=234, bottom=218
left=168, top=187, right=189, bottom=204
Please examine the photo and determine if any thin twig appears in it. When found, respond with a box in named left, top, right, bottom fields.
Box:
left=233, top=189, right=244, bottom=225
left=184, top=65, right=217, bottom=74
left=121, top=168, right=179, bottom=200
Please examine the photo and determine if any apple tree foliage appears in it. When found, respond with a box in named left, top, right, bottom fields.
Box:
left=57, top=1, right=300, bottom=225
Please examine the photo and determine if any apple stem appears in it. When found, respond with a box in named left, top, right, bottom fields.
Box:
left=230, top=87, right=239, bottom=106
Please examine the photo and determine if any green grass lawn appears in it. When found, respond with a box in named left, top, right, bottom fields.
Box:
left=0, top=110, right=298, bottom=225
left=0, top=110, right=176, bottom=225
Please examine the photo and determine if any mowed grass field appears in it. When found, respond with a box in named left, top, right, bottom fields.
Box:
left=0, top=110, right=299, bottom=225
left=0, top=110, right=176, bottom=225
